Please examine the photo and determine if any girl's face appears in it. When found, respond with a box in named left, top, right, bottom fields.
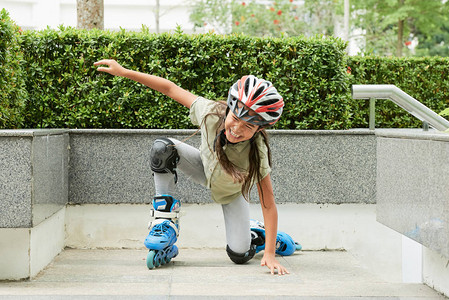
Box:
left=224, top=111, right=260, bottom=143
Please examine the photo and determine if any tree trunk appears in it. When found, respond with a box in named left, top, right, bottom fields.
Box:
left=397, top=18, right=404, bottom=56
left=155, top=0, right=160, bottom=33
left=77, top=0, right=104, bottom=30
left=396, top=0, right=404, bottom=56
left=344, top=0, right=349, bottom=41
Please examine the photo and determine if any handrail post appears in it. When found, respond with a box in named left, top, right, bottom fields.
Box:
left=369, top=97, right=376, bottom=131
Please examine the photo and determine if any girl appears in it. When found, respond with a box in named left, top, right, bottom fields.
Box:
left=94, top=59, right=288, bottom=275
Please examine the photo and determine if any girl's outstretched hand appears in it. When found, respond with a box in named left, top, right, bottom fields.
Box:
left=94, top=59, right=127, bottom=77
left=261, top=252, right=289, bottom=275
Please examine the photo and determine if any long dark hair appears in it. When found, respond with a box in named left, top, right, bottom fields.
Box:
left=203, top=101, right=272, bottom=204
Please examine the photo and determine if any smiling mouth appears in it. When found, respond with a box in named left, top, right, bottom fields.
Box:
left=229, top=129, right=240, bottom=138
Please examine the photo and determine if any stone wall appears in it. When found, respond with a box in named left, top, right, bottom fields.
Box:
left=0, top=128, right=376, bottom=228
left=2, top=128, right=449, bottom=281
left=0, top=130, right=68, bottom=228
left=376, top=129, right=449, bottom=258
left=0, top=129, right=68, bottom=280
left=68, top=129, right=377, bottom=205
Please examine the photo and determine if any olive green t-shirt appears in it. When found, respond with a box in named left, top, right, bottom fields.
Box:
left=189, top=97, right=271, bottom=204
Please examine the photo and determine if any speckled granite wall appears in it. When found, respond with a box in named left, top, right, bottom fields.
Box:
left=68, top=129, right=377, bottom=205
left=68, top=130, right=204, bottom=205
left=0, top=134, right=33, bottom=228
left=0, top=130, right=69, bottom=228
left=376, top=130, right=449, bottom=259
left=32, top=132, right=69, bottom=225
left=269, top=130, right=377, bottom=204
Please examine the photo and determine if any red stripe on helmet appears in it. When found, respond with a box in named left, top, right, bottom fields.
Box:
left=254, top=98, right=284, bottom=113
left=238, top=76, right=248, bottom=102
left=245, top=82, right=269, bottom=107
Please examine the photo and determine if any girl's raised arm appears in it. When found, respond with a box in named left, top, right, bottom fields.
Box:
left=94, top=59, right=197, bottom=109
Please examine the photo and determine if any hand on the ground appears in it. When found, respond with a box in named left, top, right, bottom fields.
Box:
left=261, top=252, right=289, bottom=275
left=94, top=59, right=126, bottom=77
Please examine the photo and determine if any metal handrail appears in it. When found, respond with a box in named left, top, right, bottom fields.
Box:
left=352, top=84, right=449, bottom=131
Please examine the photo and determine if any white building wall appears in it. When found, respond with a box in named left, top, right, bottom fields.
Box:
left=0, top=0, right=199, bottom=32
left=1, top=0, right=361, bottom=54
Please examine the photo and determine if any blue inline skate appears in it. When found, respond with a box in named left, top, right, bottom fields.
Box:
left=250, top=219, right=302, bottom=256
left=144, top=195, right=181, bottom=269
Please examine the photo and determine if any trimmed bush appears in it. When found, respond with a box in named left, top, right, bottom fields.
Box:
left=2, top=23, right=448, bottom=130
left=348, top=56, right=449, bottom=128
left=18, top=27, right=351, bottom=129
left=0, top=9, right=27, bottom=128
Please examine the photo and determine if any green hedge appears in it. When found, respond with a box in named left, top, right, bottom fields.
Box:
left=17, top=27, right=351, bottom=129
left=1, top=22, right=448, bottom=129
left=348, top=56, right=449, bottom=128
left=0, top=9, right=27, bottom=128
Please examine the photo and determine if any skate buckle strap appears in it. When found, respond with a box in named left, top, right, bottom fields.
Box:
left=150, top=209, right=180, bottom=220
left=148, top=218, right=179, bottom=236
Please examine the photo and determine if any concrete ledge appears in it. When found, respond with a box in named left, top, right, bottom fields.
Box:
left=423, top=247, right=449, bottom=297
left=376, top=128, right=449, bottom=142
left=0, top=228, right=29, bottom=280
left=0, top=208, right=65, bottom=280
left=30, top=207, right=65, bottom=278
left=0, top=129, right=68, bottom=137
left=376, top=130, right=449, bottom=259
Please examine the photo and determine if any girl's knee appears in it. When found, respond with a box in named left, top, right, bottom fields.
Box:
left=226, top=244, right=256, bottom=264
left=150, top=137, right=179, bottom=175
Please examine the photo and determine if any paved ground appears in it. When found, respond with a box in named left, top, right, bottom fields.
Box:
left=0, top=248, right=446, bottom=299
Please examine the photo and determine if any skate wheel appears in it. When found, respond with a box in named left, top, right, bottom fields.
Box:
left=146, top=250, right=156, bottom=269
left=172, top=245, right=179, bottom=259
left=295, top=242, right=302, bottom=251
left=154, top=250, right=165, bottom=267
left=162, top=254, right=170, bottom=264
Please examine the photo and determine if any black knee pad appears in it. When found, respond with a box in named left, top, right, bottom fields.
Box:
left=226, top=244, right=257, bottom=265
left=150, top=137, right=180, bottom=175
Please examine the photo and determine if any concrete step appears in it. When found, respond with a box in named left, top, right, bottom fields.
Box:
left=0, top=249, right=446, bottom=299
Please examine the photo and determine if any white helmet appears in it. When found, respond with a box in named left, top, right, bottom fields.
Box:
left=227, top=75, right=284, bottom=126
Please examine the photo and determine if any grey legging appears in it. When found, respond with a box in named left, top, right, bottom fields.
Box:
left=152, top=138, right=251, bottom=254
